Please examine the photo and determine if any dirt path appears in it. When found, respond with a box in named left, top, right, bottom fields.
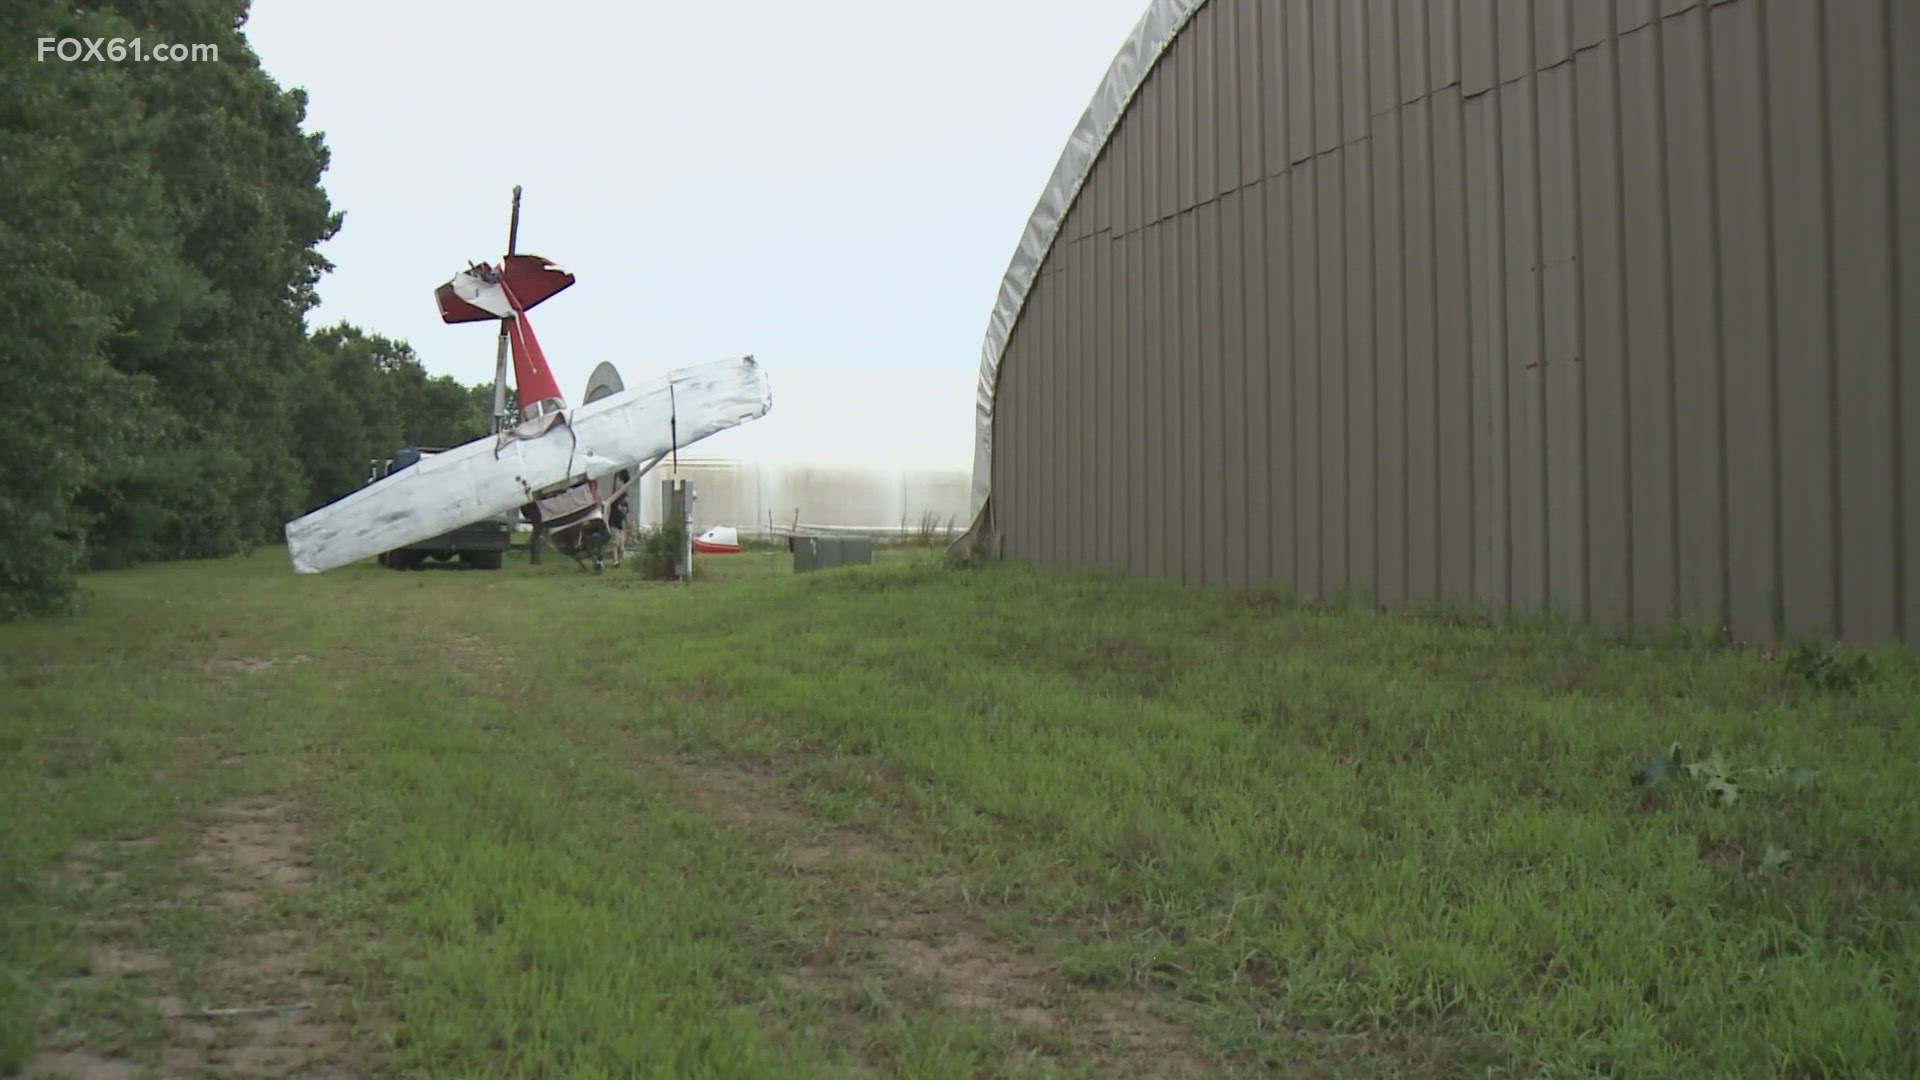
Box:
left=667, top=759, right=1216, bottom=1078
left=23, top=800, right=360, bottom=1079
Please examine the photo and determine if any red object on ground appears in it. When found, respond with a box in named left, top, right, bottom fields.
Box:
left=692, top=526, right=742, bottom=554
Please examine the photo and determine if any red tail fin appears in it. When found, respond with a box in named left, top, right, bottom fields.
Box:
left=507, top=309, right=565, bottom=417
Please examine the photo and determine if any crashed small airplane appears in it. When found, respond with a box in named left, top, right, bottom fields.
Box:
left=284, top=206, right=771, bottom=574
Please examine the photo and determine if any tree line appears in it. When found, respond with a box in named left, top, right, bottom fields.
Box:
left=2, top=0, right=495, bottom=619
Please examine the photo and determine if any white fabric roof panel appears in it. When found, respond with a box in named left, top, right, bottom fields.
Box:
left=967, top=0, right=1210, bottom=527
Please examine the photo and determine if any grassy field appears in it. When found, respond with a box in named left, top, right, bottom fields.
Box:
left=2, top=544, right=1915, bottom=1077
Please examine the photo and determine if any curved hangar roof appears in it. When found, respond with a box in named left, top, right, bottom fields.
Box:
left=969, top=0, right=1207, bottom=526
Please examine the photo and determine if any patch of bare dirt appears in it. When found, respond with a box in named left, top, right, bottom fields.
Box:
left=191, top=803, right=316, bottom=889
left=872, top=912, right=1208, bottom=1076
left=442, top=634, right=521, bottom=701
left=45, top=840, right=151, bottom=894
left=82, top=947, right=168, bottom=979
left=668, top=759, right=1213, bottom=1078
left=180, top=800, right=353, bottom=1077
left=446, top=633, right=503, bottom=663
left=202, top=656, right=311, bottom=676
left=17, top=1051, right=141, bottom=1080
left=10, top=662, right=59, bottom=689
left=22, top=800, right=363, bottom=1078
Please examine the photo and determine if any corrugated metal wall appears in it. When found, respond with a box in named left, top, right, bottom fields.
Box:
left=990, top=0, right=1917, bottom=645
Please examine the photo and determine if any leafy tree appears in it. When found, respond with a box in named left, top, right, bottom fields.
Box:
left=291, top=325, right=493, bottom=511
left=0, top=0, right=180, bottom=614
left=92, top=0, right=340, bottom=548
left=0, top=0, right=501, bottom=617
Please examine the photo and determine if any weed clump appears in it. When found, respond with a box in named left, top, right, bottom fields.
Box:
left=1630, top=743, right=1821, bottom=806
left=1781, top=643, right=1874, bottom=693
left=628, top=525, right=686, bottom=581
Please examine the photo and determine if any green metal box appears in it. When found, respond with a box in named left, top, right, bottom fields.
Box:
left=790, top=536, right=873, bottom=573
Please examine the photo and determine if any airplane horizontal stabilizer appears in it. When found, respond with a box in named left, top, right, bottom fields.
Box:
left=435, top=254, right=576, bottom=323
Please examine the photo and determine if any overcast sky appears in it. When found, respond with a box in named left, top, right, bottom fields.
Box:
left=244, top=0, right=1147, bottom=468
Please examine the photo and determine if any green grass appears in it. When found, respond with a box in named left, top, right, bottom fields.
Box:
left=3, top=544, right=1916, bottom=1076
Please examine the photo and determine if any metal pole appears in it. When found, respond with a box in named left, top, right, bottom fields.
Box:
left=491, top=185, right=523, bottom=432
left=496, top=187, right=530, bottom=560
left=681, top=481, right=695, bottom=584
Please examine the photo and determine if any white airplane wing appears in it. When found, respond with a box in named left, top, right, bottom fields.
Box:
left=285, top=355, right=770, bottom=574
